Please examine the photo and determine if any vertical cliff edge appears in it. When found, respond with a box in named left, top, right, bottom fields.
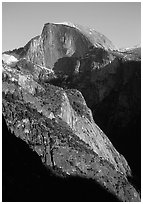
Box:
left=2, top=22, right=141, bottom=202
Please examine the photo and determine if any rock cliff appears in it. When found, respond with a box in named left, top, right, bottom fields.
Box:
left=2, top=22, right=141, bottom=201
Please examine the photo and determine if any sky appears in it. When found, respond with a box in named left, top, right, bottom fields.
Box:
left=2, top=2, right=141, bottom=52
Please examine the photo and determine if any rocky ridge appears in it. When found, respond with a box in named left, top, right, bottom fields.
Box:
left=2, top=22, right=141, bottom=201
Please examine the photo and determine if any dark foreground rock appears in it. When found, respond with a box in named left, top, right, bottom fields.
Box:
left=2, top=22, right=141, bottom=202
left=3, top=116, right=120, bottom=202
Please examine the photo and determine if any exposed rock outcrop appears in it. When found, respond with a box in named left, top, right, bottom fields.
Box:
left=2, top=22, right=141, bottom=202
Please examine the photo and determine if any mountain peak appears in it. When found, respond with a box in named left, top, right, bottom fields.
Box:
left=24, top=22, right=116, bottom=68
left=2, top=21, right=141, bottom=202
left=44, top=21, right=77, bottom=27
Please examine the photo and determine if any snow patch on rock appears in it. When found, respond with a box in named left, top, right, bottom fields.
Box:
left=2, top=54, right=18, bottom=65
left=53, top=22, right=77, bottom=28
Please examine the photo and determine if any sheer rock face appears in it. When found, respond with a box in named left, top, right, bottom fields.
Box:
left=3, top=23, right=115, bottom=69
left=2, top=22, right=141, bottom=201
left=58, top=91, right=130, bottom=176
left=2, top=62, right=140, bottom=201
left=25, top=23, right=94, bottom=68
